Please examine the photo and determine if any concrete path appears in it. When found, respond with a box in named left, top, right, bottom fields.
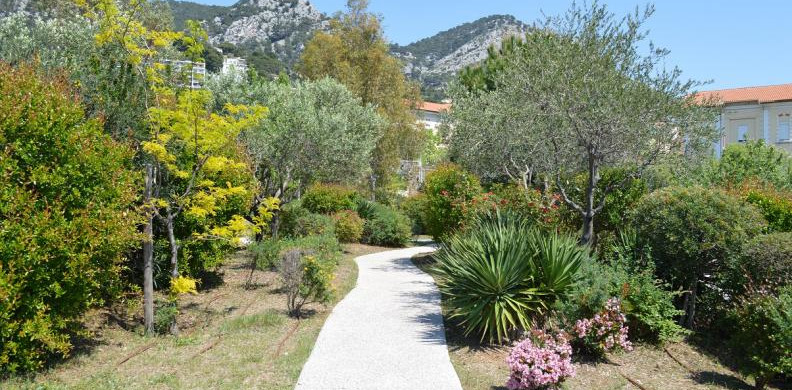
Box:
left=295, top=246, right=463, bottom=390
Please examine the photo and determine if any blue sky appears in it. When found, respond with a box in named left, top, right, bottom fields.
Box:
left=192, top=0, right=792, bottom=90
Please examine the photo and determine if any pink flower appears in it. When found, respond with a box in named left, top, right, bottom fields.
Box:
left=573, top=298, right=633, bottom=354
left=506, top=330, right=576, bottom=390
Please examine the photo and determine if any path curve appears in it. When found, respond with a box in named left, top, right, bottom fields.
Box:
left=295, top=246, right=463, bottom=390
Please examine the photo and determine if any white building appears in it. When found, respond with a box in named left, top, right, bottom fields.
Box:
left=415, top=101, right=451, bottom=134
left=161, top=60, right=205, bottom=89
left=222, top=56, right=248, bottom=78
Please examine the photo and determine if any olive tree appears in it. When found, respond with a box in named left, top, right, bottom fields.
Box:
left=447, top=3, right=718, bottom=244
left=208, top=75, right=385, bottom=237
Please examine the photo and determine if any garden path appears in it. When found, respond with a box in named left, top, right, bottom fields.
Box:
left=295, top=245, right=463, bottom=390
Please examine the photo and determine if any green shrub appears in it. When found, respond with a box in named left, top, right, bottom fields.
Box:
left=280, top=201, right=336, bottom=238
left=362, top=203, right=412, bottom=247
left=433, top=211, right=586, bottom=343
left=422, top=163, right=481, bottom=240
left=279, top=249, right=337, bottom=318
left=331, top=210, right=364, bottom=243
left=154, top=299, right=180, bottom=335
left=301, top=183, right=359, bottom=214
left=744, top=189, right=792, bottom=232
left=557, top=258, right=687, bottom=345
left=738, top=232, right=792, bottom=293
left=251, top=233, right=341, bottom=271
left=632, top=186, right=766, bottom=328
left=727, top=286, right=792, bottom=390
left=400, top=194, right=428, bottom=235
left=712, top=140, right=792, bottom=191
left=0, top=64, right=138, bottom=374
left=251, top=237, right=285, bottom=270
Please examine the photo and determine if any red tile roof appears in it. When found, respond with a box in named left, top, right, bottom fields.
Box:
left=697, top=83, right=792, bottom=105
left=417, top=101, right=452, bottom=113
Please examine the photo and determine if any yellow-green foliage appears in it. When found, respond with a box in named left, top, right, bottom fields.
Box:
left=170, top=276, right=199, bottom=295
left=301, top=183, right=359, bottom=214
left=145, top=89, right=267, bottom=265
left=332, top=210, right=365, bottom=243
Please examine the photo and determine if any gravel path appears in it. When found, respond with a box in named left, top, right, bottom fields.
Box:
left=295, top=246, right=463, bottom=390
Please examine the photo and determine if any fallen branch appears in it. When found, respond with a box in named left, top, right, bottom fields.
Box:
left=191, top=336, right=222, bottom=360
left=117, top=341, right=156, bottom=366
left=605, top=357, right=651, bottom=390
left=273, top=320, right=301, bottom=358
left=618, top=369, right=652, bottom=390
left=239, top=301, right=255, bottom=316
left=664, top=346, right=696, bottom=374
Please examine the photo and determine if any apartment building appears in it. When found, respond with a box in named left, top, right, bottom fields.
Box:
left=698, top=83, right=792, bottom=157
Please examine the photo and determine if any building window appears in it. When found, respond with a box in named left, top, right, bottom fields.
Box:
left=779, top=114, right=791, bottom=142
left=737, top=125, right=749, bottom=142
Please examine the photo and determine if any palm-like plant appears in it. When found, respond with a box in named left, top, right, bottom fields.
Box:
left=434, top=211, right=586, bottom=344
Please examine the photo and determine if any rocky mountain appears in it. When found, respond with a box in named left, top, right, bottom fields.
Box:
left=0, top=0, right=528, bottom=100
left=391, top=15, right=528, bottom=100
left=167, top=1, right=527, bottom=99
left=169, top=0, right=327, bottom=67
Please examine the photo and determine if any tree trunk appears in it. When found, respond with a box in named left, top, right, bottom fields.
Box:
left=580, top=157, right=599, bottom=245
left=684, top=280, right=697, bottom=329
left=165, top=211, right=179, bottom=278
left=270, top=212, right=281, bottom=240
left=581, top=212, right=595, bottom=246
left=143, top=164, right=155, bottom=335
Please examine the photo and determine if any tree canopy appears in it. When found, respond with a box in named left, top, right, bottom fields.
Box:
left=446, top=3, right=718, bottom=244
left=298, top=0, right=424, bottom=195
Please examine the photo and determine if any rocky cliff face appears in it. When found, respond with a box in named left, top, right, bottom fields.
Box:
left=392, top=15, right=528, bottom=99
left=1, top=0, right=528, bottom=100
left=170, top=0, right=326, bottom=65
left=168, top=2, right=527, bottom=98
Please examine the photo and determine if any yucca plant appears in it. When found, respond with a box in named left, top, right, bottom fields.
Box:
left=434, top=211, right=586, bottom=344
left=531, top=232, right=586, bottom=297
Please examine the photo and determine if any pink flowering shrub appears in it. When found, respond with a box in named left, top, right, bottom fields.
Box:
left=506, top=329, right=576, bottom=390
left=573, top=297, right=633, bottom=356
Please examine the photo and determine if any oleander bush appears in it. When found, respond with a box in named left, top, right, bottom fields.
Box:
left=571, top=297, right=633, bottom=357
left=556, top=231, right=687, bottom=345
left=727, top=286, right=792, bottom=390
left=632, top=186, right=766, bottom=328
left=461, top=185, right=564, bottom=233
left=0, top=64, right=138, bottom=374
left=557, top=259, right=687, bottom=345
left=433, top=211, right=586, bottom=343
left=301, top=183, right=359, bottom=215
left=331, top=210, right=365, bottom=243
left=422, top=163, right=481, bottom=240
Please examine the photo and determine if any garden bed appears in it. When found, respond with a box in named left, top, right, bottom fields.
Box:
left=411, top=252, right=784, bottom=390
left=3, top=244, right=388, bottom=390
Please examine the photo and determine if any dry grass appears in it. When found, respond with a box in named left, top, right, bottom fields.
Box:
left=1, top=243, right=389, bottom=390
left=411, top=252, right=787, bottom=390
